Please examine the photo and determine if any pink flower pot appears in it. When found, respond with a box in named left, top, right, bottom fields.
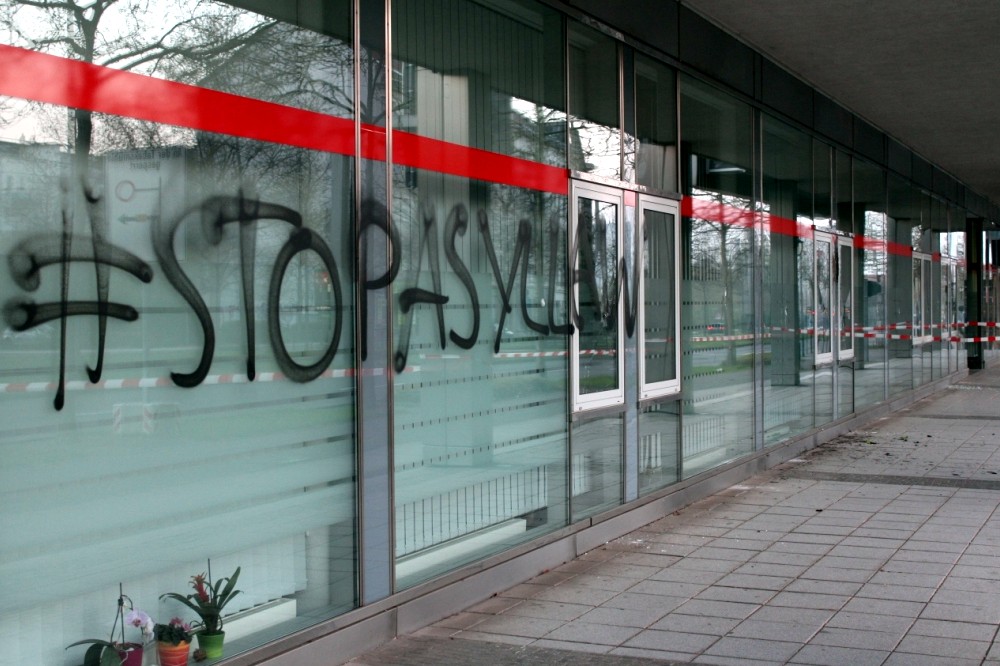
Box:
left=117, top=643, right=143, bottom=666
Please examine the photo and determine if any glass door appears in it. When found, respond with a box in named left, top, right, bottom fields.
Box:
left=638, top=195, right=681, bottom=399
left=815, top=232, right=834, bottom=364
left=571, top=180, right=624, bottom=411
left=837, top=236, right=855, bottom=360
left=913, top=252, right=933, bottom=344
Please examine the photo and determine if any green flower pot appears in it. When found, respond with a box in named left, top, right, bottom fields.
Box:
left=197, top=631, right=225, bottom=659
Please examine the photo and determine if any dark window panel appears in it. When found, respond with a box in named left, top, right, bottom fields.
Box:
left=912, top=156, right=933, bottom=190
left=887, top=139, right=911, bottom=180
left=813, top=93, right=852, bottom=148
left=761, top=58, right=812, bottom=127
left=678, top=6, right=755, bottom=98
left=853, top=119, right=885, bottom=165
left=563, top=0, right=679, bottom=58
left=933, top=168, right=958, bottom=203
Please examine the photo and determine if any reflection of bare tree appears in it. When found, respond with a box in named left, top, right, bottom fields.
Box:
left=569, top=118, right=620, bottom=178
left=2, top=0, right=279, bottom=155
left=689, top=191, right=753, bottom=365
left=490, top=103, right=566, bottom=295
left=2, top=1, right=361, bottom=389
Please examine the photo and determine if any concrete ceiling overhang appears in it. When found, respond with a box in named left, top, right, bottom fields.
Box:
left=563, top=0, right=1000, bottom=220
left=679, top=0, right=1000, bottom=213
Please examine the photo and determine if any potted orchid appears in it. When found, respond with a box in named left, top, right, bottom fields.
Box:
left=160, top=562, right=241, bottom=660
left=66, top=586, right=151, bottom=666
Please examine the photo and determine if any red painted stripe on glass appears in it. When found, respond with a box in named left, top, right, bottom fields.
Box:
left=0, top=44, right=567, bottom=194
left=0, top=44, right=357, bottom=156
left=0, top=45, right=965, bottom=250
left=682, top=197, right=755, bottom=228
left=393, top=129, right=568, bottom=195
left=684, top=198, right=925, bottom=258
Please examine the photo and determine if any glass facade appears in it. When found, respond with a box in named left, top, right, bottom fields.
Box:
left=680, top=75, right=755, bottom=474
left=390, top=0, right=569, bottom=588
left=854, top=159, right=889, bottom=408
left=0, top=0, right=993, bottom=663
left=761, top=114, right=815, bottom=443
left=1, top=2, right=358, bottom=664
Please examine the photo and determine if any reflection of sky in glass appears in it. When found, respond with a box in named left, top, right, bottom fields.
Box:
left=509, top=96, right=566, bottom=166
left=571, top=118, right=620, bottom=178
left=944, top=231, right=965, bottom=257
left=0, top=1, right=331, bottom=145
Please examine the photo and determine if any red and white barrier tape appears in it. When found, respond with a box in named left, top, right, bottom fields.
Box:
left=0, top=366, right=416, bottom=394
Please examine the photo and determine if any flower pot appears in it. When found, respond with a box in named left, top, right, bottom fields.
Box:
left=157, top=640, right=190, bottom=666
left=117, top=642, right=143, bottom=666
left=197, top=631, right=225, bottom=659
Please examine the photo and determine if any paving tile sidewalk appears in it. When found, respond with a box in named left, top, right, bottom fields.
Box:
left=349, top=370, right=1000, bottom=666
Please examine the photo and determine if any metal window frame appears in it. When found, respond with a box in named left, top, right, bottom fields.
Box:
left=637, top=195, right=682, bottom=399
left=837, top=235, right=856, bottom=360
left=913, top=251, right=934, bottom=345
left=570, top=179, right=626, bottom=412
left=814, top=230, right=835, bottom=365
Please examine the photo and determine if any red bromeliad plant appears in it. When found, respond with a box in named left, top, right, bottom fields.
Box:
left=160, top=563, right=241, bottom=635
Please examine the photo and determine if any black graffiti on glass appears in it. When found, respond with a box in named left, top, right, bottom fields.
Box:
left=154, top=191, right=343, bottom=386
left=394, top=203, right=450, bottom=373
left=83, top=182, right=113, bottom=384
left=479, top=211, right=550, bottom=351
left=620, top=214, right=642, bottom=339
left=6, top=191, right=643, bottom=407
left=571, top=206, right=640, bottom=339
left=547, top=214, right=574, bottom=336
left=390, top=203, right=580, bottom=371
left=4, top=193, right=154, bottom=410
left=443, top=204, right=479, bottom=349
left=268, top=226, right=343, bottom=382
left=185, top=196, right=631, bottom=379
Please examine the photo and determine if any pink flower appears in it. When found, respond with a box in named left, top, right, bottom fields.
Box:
left=169, top=617, right=192, bottom=632
left=125, top=609, right=154, bottom=639
left=125, top=609, right=150, bottom=628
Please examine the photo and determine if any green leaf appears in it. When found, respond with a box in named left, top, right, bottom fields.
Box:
left=84, top=643, right=106, bottom=666
left=160, top=592, right=204, bottom=616
left=216, top=567, right=241, bottom=609
left=100, top=646, right=124, bottom=666
left=66, top=639, right=116, bottom=650
left=67, top=639, right=122, bottom=666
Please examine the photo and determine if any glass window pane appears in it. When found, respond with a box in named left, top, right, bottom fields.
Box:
left=643, top=208, right=677, bottom=387
left=392, top=0, right=567, bottom=165
left=839, top=241, right=855, bottom=356
left=924, top=256, right=933, bottom=340
left=888, top=174, right=916, bottom=395
left=855, top=160, right=888, bottom=406
left=570, top=414, right=622, bottom=520
left=568, top=21, right=620, bottom=179
left=680, top=75, right=754, bottom=471
left=817, top=237, right=833, bottom=357
left=761, top=114, right=814, bottom=443
left=577, top=195, right=621, bottom=395
left=390, top=0, right=569, bottom=589
left=0, top=2, right=357, bottom=663
left=635, top=53, right=677, bottom=192
left=638, top=401, right=680, bottom=495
